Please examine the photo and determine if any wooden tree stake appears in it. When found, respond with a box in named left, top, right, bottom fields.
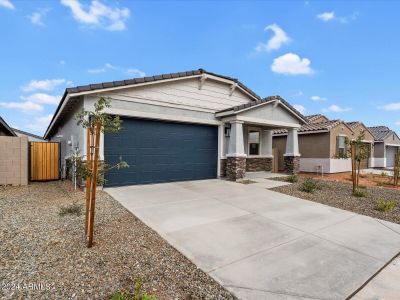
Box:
left=87, top=121, right=101, bottom=248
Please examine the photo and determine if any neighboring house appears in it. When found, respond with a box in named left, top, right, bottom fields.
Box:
left=273, top=119, right=356, bottom=173
left=345, top=121, right=375, bottom=168
left=12, top=128, right=45, bottom=142
left=305, top=114, right=329, bottom=123
left=0, top=116, right=16, bottom=136
left=44, top=69, right=306, bottom=186
left=368, top=126, right=400, bottom=168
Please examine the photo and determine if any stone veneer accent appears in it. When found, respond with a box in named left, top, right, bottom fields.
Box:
left=284, top=156, right=300, bottom=174
left=220, top=159, right=227, bottom=177
left=226, top=157, right=246, bottom=181
left=246, top=157, right=273, bottom=172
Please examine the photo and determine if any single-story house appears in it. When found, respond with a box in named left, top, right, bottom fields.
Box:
left=12, top=128, right=45, bottom=142
left=44, top=69, right=306, bottom=186
left=0, top=116, right=17, bottom=136
left=345, top=121, right=375, bottom=168
left=368, top=126, right=400, bottom=168
left=273, top=115, right=375, bottom=173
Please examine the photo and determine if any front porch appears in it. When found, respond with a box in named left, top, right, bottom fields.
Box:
left=216, top=96, right=306, bottom=181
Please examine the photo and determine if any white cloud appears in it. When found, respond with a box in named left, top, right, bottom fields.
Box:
left=21, top=93, right=61, bottom=105
left=271, top=53, right=314, bottom=75
left=125, top=68, right=146, bottom=77
left=28, top=8, right=50, bottom=26
left=382, top=102, right=400, bottom=111
left=26, top=114, right=53, bottom=132
left=322, top=104, right=351, bottom=113
left=22, top=79, right=66, bottom=92
left=105, top=62, right=116, bottom=69
left=255, top=24, right=290, bottom=52
left=293, top=104, right=306, bottom=114
left=59, top=60, right=66, bottom=65
left=311, top=95, right=327, bottom=102
left=61, top=0, right=130, bottom=31
left=88, top=68, right=106, bottom=74
left=0, top=0, right=14, bottom=9
left=0, top=101, right=43, bottom=113
left=395, top=121, right=400, bottom=126
left=317, top=11, right=335, bottom=21
left=317, top=11, right=359, bottom=23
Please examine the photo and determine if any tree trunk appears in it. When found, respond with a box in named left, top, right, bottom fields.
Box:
left=351, top=143, right=356, bottom=193
left=87, top=122, right=101, bottom=248
left=85, top=127, right=92, bottom=236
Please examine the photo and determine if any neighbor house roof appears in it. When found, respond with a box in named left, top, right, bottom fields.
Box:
left=274, top=120, right=348, bottom=135
left=305, top=114, right=329, bottom=123
left=12, top=128, right=44, bottom=140
left=44, top=69, right=261, bottom=139
left=345, top=121, right=375, bottom=139
left=368, top=125, right=396, bottom=141
left=0, top=116, right=16, bottom=136
left=215, top=95, right=308, bottom=123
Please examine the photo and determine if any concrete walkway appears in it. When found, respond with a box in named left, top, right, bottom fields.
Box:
left=105, top=179, right=400, bottom=300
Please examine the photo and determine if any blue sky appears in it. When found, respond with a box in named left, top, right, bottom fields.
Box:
left=0, top=0, right=399, bottom=136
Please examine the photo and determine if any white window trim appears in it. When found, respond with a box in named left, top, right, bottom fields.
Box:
left=247, top=127, right=262, bottom=157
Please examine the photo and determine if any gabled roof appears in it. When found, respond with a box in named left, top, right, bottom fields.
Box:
left=368, top=125, right=395, bottom=141
left=12, top=128, right=44, bottom=140
left=274, top=120, right=349, bottom=135
left=345, top=121, right=375, bottom=139
left=44, top=69, right=261, bottom=139
left=215, top=95, right=308, bottom=123
left=305, top=114, right=329, bottom=123
left=0, top=116, right=16, bottom=136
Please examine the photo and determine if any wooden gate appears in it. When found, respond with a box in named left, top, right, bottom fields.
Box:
left=30, top=142, right=60, bottom=181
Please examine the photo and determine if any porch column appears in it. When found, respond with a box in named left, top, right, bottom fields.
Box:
left=226, top=121, right=246, bottom=180
left=260, top=129, right=273, bottom=172
left=284, top=128, right=300, bottom=174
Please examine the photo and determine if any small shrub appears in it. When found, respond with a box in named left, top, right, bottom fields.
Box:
left=59, top=201, right=82, bottom=216
left=300, top=178, right=319, bottom=193
left=286, top=174, right=298, bottom=183
left=376, top=199, right=397, bottom=212
left=381, top=171, right=388, bottom=177
left=376, top=181, right=385, bottom=187
left=353, top=189, right=367, bottom=198
left=111, top=279, right=156, bottom=300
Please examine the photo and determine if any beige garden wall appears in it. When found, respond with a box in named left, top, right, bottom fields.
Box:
left=0, top=136, right=28, bottom=186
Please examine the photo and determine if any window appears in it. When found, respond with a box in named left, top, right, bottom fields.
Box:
left=249, top=130, right=260, bottom=155
left=337, top=136, right=347, bottom=157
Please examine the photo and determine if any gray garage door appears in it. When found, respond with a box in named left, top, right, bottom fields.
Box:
left=104, top=118, right=218, bottom=187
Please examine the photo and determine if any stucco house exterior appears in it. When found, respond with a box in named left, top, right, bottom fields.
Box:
left=44, top=69, right=306, bottom=187
left=368, top=126, right=400, bottom=168
left=0, top=116, right=16, bottom=136
left=273, top=115, right=375, bottom=173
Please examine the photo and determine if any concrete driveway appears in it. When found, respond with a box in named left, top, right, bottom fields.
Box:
left=105, top=179, right=400, bottom=300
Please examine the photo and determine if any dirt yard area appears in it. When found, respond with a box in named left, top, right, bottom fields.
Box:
left=271, top=175, right=400, bottom=225
left=0, top=181, right=234, bottom=300
left=301, top=171, right=399, bottom=190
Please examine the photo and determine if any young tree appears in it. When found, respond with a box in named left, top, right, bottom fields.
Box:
left=348, top=130, right=370, bottom=193
left=75, top=97, right=128, bottom=248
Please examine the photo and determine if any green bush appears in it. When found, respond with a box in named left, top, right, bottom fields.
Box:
left=376, top=199, right=397, bottom=212
left=59, top=201, right=82, bottom=216
left=286, top=174, right=298, bottom=183
left=381, top=171, right=388, bottom=177
left=111, top=279, right=156, bottom=300
left=352, top=189, right=367, bottom=198
left=299, top=178, right=319, bottom=193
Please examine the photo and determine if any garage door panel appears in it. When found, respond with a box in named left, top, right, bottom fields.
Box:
left=104, top=118, right=218, bottom=187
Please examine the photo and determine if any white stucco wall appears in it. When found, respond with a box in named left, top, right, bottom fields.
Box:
left=49, top=100, right=85, bottom=168
left=300, top=158, right=352, bottom=173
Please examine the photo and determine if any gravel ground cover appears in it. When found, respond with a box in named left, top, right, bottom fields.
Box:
left=270, top=176, right=400, bottom=224
left=0, top=181, right=235, bottom=300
